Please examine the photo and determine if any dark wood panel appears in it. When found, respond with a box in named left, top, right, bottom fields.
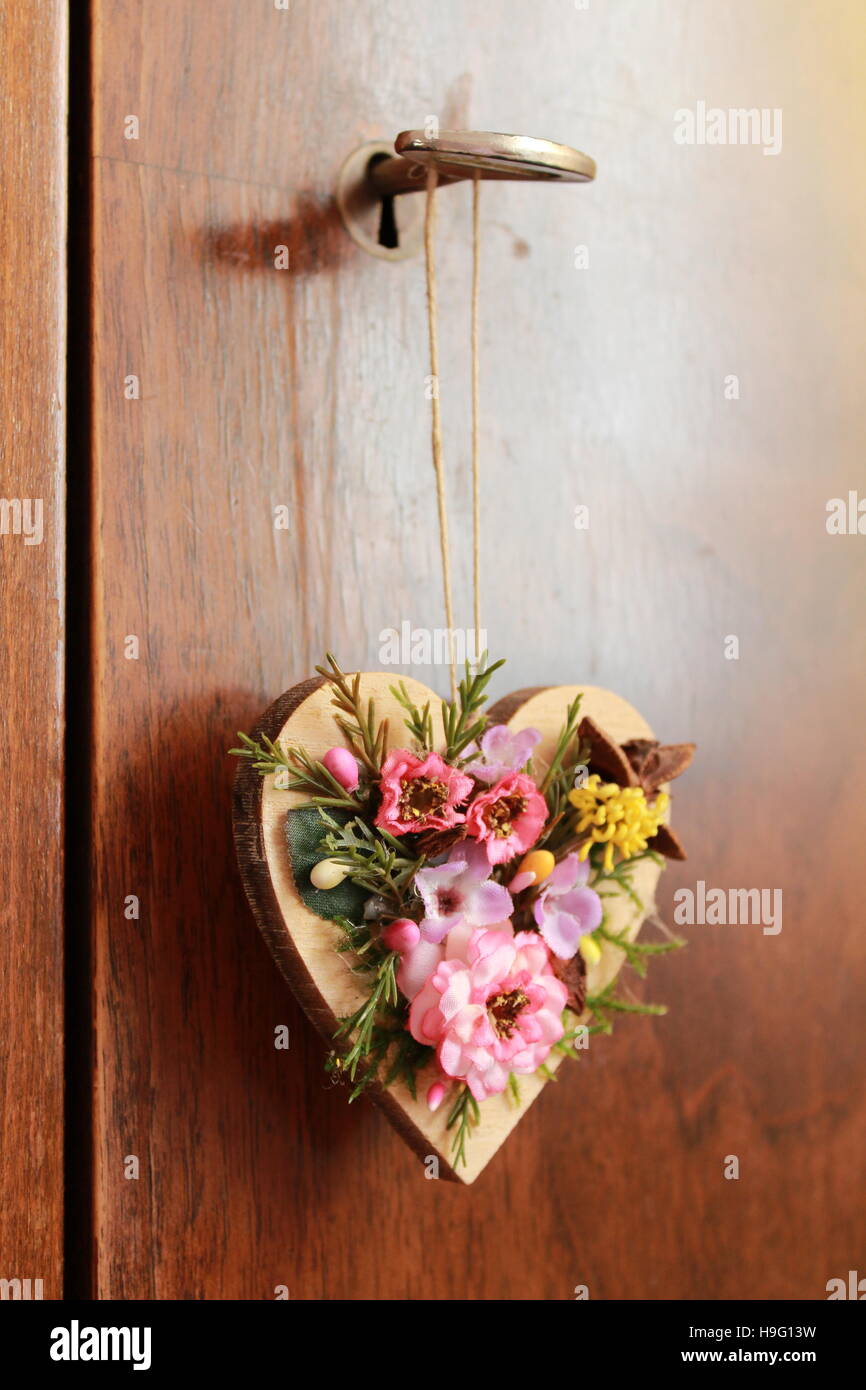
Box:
left=90, top=0, right=866, bottom=1298
left=0, top=0, right=67, bottom=1299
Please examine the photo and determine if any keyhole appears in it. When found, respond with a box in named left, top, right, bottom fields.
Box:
left=367, top=155, right=399, bottom=249
left=377, top=194, right=399, bottom=249
left=337, top=143, right=424, bottom=260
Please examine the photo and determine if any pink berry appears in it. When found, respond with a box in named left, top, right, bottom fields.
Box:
left=381, top=918, right=420, bottom=952
left=426, top=1081, right=447, bottom=1113
left=322, top=746, right=359, bottom=792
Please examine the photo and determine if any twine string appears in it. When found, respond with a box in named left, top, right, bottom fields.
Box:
left=470, top=170, right=482, bottom=644
left=423, top=167, right=457, bottom=700
left=423, top=166, right=483, bottom=701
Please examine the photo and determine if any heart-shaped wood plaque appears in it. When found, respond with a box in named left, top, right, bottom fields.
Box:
left=233, top=673, right=667, bottom=1184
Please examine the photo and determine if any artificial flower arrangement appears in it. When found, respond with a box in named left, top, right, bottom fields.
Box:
left=231, top=654, right=694, bottom=1170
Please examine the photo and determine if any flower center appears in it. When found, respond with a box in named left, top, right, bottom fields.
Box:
left=435, top=888, right=462, bottom=916
left=483, top=793, right=527, bottom=838
left=399, top=775, right=448, bottom=822
left=487, top=988, right=529, bottom=1038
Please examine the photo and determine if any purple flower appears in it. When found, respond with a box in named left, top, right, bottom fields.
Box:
left=414, top=842, right=513, bottom=944
left=463, top=724, right=542, bottom=784
left=532, top=853, right=603, bottom=960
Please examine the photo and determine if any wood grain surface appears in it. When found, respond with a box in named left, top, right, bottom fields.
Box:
left=0, top=0, right=67, bottom=1299
left=88, top=0, right=866, bottom=1297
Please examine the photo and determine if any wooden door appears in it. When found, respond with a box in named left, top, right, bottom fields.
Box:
left=8, top=0, right=862, bottom=1299
left=0, top=0, right=67, bottom=1301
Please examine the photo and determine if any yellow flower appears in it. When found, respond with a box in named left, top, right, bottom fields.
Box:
left=568, top=774, right=668, bottom=872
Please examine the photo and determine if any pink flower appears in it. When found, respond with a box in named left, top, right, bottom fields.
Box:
left=408, top=924, right=568, bottom=1101
left=463, top=724, right=542, bottom=784
left=397, top=936, right=448, bottom=1002
left=532, top=853, right=602, bottom=960
left=414, top=842, right=513, bottom=944
left=465, top=772, right=548, bottom=865
left=375, top=749, right=473, bottom=836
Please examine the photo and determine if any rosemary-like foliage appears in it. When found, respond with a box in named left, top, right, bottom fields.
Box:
left=446, top=1085, right=480, bottom=1169
left=389, top=680, right=435, bottom=751
left=228, top=731, right=363, bottom=812
left=584, top=979, right=668, bottom=1036
left=318, top=811, right=423, bottom=908
left=329, top=916, right=434, bottom=1101
left=316, top=653, right=389, bottom=775
left=440, top=652, right=505, bottom=763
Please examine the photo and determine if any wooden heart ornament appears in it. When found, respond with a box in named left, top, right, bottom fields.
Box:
left=233, top=667, right=689, bottom=1184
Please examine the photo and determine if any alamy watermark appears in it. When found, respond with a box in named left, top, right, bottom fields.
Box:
left=50, top=1321, right=151, bottom=1371
left=0, top=497, right=43, bottom=545
left=826, top=1270, right=866, bottom=1299
left=826, top=491, right=866, bottom=535
left=379, top=623, right=487, bottom=668
left=674, top=102, right=782, bottom=156
left=673, top=880, right=782, bottom=935
left=0, top=1277, right=43, bottom=1299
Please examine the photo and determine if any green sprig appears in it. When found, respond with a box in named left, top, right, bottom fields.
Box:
left=228, top=731, right=363, bottom=811
left=539, top=693, right=583, bottom=797
left=316, top=653, right=389, bottom=775
left=334, top=1024, right=433, bottom=1104
left=380, top=1030, right=434, bottom=1101
left=596, top=923, right=686, bottom=978
left=446, top=1085, right=480, bottom=1169
left=328, top=917, right=434, bottom=1100
left=441, top=651, right=506, bottom=763
left=333, top=950, right=400, bottom=1081
left=591, top=847, right=664, bottom=910
left=551, top=1015, right=590, bottom=1058
left=319, top=811, right=423, bottom=907
left=585, top=979, right=668, bottom=1036
left=332, top=914, right=382, bottom=967
left=390, top=680, right=434, bottom=751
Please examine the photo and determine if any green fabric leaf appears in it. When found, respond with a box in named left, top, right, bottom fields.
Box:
left=285, top=808, right=367, bottom=922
